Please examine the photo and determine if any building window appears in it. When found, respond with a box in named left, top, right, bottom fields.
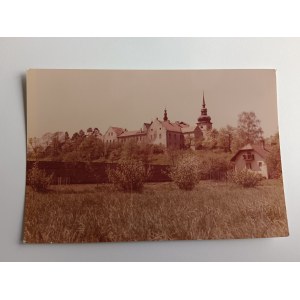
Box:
left=246, top=163, right=252, bottom=170
left=258, top=161, right=263, bottom=167
left=159, top=134, right=162, bottom=139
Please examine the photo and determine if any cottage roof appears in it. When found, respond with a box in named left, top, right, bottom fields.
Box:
left=230, top=143, right=270, bottom=161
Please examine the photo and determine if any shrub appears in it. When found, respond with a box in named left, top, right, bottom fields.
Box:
left=169, top=154, right=201, bottom=190
left=27, top=161, right=53, bottom=192
left=106, top=159, right=150, bottom=192
left=227, top=169, right=263, bottom=188
left=152, top=144, right=165, bottom=154
left=266, top=142, right=282, bottom=179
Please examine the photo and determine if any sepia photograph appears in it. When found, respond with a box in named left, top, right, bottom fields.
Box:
left=23, top=69, right=289, bottom=243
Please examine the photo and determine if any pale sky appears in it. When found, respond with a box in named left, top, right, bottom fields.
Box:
left=27, top=69, right=279, bottom=138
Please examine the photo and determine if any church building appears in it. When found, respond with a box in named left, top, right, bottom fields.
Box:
left=103, top=92, right=213, bottom=150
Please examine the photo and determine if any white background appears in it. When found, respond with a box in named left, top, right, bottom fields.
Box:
left=0, top=37, right=299, bottom=261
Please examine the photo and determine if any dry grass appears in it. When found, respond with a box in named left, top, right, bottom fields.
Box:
left=23, top=180, right=289, bottom=243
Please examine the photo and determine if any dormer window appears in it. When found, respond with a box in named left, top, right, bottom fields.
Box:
left=242, top=151, right=254, bottom=161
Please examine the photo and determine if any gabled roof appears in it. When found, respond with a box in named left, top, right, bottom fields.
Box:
left=175, top=121, right=190, bottom=128
left=159, top=120, right=183, bottom=133
left=143, top=122, right=152, bottom=130
left=231, top=144, right=270, bottom=161
left=109, top=127, right=125, bottom=136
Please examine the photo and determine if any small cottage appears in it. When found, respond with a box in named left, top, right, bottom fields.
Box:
left=230, top=143, right=270, bottom=178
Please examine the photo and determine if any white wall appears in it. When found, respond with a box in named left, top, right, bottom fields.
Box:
left=234, top=151, right=268, bottom=178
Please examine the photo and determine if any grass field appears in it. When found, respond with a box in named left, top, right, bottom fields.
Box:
left=23, top=180, right=289, bottom=243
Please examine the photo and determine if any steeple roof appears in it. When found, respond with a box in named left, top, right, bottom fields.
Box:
left=163, top=108, right=168, bottom=121
left=197, top=91, right=212, bottom=124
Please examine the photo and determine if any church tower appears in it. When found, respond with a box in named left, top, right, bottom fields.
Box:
left=163, top=108, right=168, bottom=121
left=197, top=92, right=212, bottom=132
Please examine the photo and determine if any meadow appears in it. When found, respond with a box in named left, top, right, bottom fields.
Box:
left=23, top=180, right=289, bottom=243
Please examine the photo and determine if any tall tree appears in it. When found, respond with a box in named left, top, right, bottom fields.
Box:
left=202, top=129, right=219, bottom=150
left=79, top=135, right=105, bottom=161
left=87, top=127, right=93, bottom=135
left=64, top=131, right=70, bottom=141
left=266, top=132, right=282, bottom=179
left=28, top=137, right=44, bottom=160
left=237, top=111, right=263, bottom=145
left=71, top=132, right=79, bottom=141
left=49, top=132, right=63, bottom=158
left=217, top=125, right=235, bottom=152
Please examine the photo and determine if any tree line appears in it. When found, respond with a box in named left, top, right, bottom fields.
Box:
left=27, top=112, right=282, bottom=178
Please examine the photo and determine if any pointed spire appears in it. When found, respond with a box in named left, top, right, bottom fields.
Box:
left=163, top=108, right=168, bottom=121
left=202, top=91, right=206, bottom=108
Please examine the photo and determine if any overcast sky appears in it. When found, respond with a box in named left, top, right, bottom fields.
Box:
left=27, top=69, right=279, bottom=138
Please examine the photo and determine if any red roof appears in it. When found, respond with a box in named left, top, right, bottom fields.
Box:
left=175, top=121, right=190, bottom=128
left=118, top=130, right=146, bottom=138
left=231, top=144, right=270, bottom=161
left=160, top=120, right=183, bottom=133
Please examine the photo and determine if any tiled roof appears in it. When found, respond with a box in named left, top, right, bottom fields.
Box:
left=175, top=121, right=190, bottom=128
left=118, top=130, right=146, bottom=138
left=160, top=120, right=183, bottom=133
left=251, top=144, right=271, bottom=159
left=231, top=143, right=270, bottom=161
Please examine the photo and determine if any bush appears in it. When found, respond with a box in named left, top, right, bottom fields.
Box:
left=152, top=144, right=165, bottom=154
left=266, top=142, right=282, bottom=179
left=27, top=161, right=53, bottom=192
left=227, top=169, right=263, bottom=188
left=106, top=159, right=150, bottom=192
left=169, top=154, right=201, bottom=190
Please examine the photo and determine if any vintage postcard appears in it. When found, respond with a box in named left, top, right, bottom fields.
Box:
left=23, top=69, right=289, bottom=243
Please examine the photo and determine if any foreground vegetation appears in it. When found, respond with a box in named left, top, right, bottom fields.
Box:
left=23, top=180, right=289, bottom=243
